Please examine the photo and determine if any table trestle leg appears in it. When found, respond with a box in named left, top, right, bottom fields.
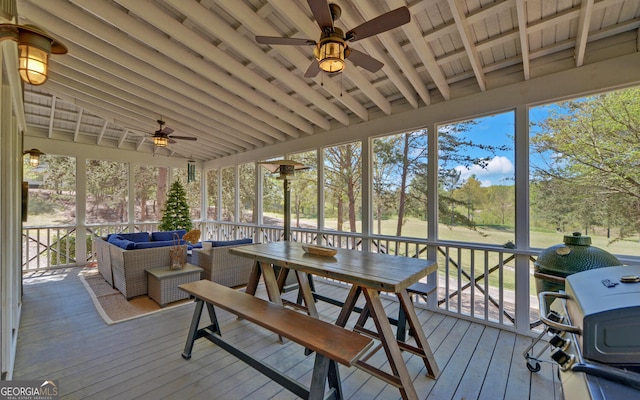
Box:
left=397, top=290, right=440, bottom=378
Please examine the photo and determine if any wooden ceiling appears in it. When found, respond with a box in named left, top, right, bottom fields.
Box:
left=16, top=0, right=640, bottom=162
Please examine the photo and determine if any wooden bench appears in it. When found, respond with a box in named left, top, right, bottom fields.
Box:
left=179, top=280, right=373, bottom=400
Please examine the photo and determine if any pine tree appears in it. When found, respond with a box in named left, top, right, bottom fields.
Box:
left=158, top=180, right=193, bottom=231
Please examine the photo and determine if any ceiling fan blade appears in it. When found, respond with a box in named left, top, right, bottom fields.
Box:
left=345, top=6, right=410, bottom=42
left=256, top=36, right=315, bottom=46
left=307, top=0, right=333, bottom=29
left=161, top=127, right=174, bottom=135
left=168, top=138, right=177, bottom=144
left=169, top=135, right=198, bottom=141
left=304, top=60, right=321, bottom=78
left=348, top=49, right=384, bottom=73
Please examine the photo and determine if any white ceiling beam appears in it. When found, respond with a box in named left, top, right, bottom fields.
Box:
left=96, top=120, right=108, bottom=146
left=575, top=0, right=595, bottom=67
left=227, top=0, right=385, bottom=118
left=113, top=0, right=332, bottom=130
left=447, top=0, right=486, bottom=91
left=515, top=0, right=531, bottom=80
left=32, top=0, right=310, bottom=137
left=160, top=0, right=350, bottom=125
left=47, top=95, right=56, bottom=138
left=73, top=108, right=83, bottom=142
left=136, top=137, right=146, bottom=152
left=338, top=2, right=419, bottom=108
left=209, top=0, right=369, bottom=121
left=118, top=129, right=129, bottom=148
left=57, top=45, right=282, bottom=148
left=388, top=0, right=450, bottom=101
left=52, top=56, right=270, bottom=149
left=48, top=69, right=241, bottom=156
left=353, top=2, right=431, bottom=106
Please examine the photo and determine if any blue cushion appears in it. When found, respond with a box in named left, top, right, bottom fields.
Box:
left=107, top=235, right=135, bottom=250
left=151, top=230, right=187, bottom=242
left=133, top=240, right=186, bottom=249
left=211, top=238, right=252, bottom=247
left=118, top=232, right=150, bottom=243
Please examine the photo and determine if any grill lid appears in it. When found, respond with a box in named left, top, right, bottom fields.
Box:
left=565, top=265, right=640, bottom=365
left=535, top=232, right=621, bottom=278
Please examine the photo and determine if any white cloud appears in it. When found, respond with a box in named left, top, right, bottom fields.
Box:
left=455, top=156, right=514, bottom=187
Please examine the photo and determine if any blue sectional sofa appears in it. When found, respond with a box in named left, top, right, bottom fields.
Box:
left=93, top=230, right=254, bottom=299
left=94, top=230, right=198, bottom=299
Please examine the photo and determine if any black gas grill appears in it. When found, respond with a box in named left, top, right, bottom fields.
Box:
left=538, top=265, right=640, bottom=399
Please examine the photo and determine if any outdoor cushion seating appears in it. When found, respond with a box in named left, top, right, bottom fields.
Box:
left=95, top=233, right=250, bottom=299
left=191, top=239, right=254, bottom=288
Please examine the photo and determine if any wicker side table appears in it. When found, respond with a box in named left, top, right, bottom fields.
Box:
left=146, top=264, right=203, bottom=307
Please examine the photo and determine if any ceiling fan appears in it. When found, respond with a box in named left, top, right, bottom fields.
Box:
left=150, top=120, right=197, bottom=147
left=255, top=1, right=410, bottom=77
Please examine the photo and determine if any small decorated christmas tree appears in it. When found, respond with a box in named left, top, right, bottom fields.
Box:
left=158, top=180, right=193, bottom=231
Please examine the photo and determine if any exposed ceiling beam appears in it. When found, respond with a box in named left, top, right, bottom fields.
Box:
left=388, top=0, right=450, bottom=101
left=42, top=0, right=312, bottom=136
left=162, top=0, right=354, bottom=126
left=515, top=0, right=531, bottom=80
left=447, top=0, right=486, bottom=91
left=255, top=0, right=390, bottom=116
left=193, top=0, right=369, bottom=122
left=114, top=0, right=335, bottom=130
left=47, top=96, right=56, bottom=138
left=575, top=0, right=595, bottom=67
left=353, top=2, right=431, bottom=106
left=73, top=108, right=83, bottom=142
left=338, top=2, right=419, bottom=108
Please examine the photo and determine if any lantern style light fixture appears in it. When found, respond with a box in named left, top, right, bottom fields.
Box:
left=152, top=135, right=168, bottom=147
left=314, top=28, right=349, bottom=74
left=0, top=24, right=67, bottom=86
left=23, top=148, right=44, bottom=167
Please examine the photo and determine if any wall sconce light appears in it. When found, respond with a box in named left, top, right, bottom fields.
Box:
left=152, top=135, right=168, bottom=147
left=0, top=24, right=67, bottom=85
left=314, top=30, right=347, bottom=74
left=23, top=148, right=44, bottom=167
left=187, top=160, right=196, bottom=183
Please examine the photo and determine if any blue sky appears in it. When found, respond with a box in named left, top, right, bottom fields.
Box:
left=446, top=105, right=559, bottom=187
left=448, top=111, right=515, bottom=187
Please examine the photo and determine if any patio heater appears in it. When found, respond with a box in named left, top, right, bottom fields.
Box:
left=258, top=160, right=308, bottom=241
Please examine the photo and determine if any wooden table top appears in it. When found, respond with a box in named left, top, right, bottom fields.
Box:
left=231, top=242, right=437, bottom=293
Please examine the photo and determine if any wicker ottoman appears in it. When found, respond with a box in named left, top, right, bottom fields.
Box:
left=146, top=264, right=203, bottom=307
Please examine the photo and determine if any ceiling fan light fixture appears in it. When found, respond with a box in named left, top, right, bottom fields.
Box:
left=316, top=32, right=345, bottom=74
left=153, top=136, right=168, bottom=147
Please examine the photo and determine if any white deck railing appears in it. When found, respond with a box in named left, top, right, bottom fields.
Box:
left=22, top=221, right=541, bottom=335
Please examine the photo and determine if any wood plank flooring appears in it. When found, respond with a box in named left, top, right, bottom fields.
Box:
left=13, top=268, right=563, bottom=399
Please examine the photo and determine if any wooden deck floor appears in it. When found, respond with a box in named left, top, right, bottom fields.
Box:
left=13, top=268, right=563, bottom=399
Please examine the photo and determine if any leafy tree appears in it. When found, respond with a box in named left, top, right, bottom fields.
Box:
left=174, top=168, right=201, bottom=220
left=206, top=169, right=218, bottom=219
left=324, top=143, right=361, bottom=232
left=86, top=160, right=128, bottom=223
left=158, top=180, right=193, bottom=231
left=135, top=165, right=161, bottom=221
left=221, top=167, right=235, bottom=221
left=291, top=151, right=318, bottom=228
left=437, top=119, right=511, bottom=234
left=238, top=163, right=255, bottom=223
left=531, top=88, right=640, bottom=240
